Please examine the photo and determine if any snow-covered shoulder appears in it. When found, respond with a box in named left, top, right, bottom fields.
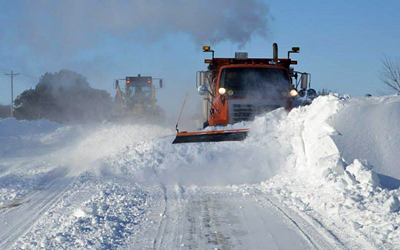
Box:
left=258, top=94, right=400, bottom=249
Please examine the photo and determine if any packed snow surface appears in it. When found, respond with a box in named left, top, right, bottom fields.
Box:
left=0, top=94, right=400, bottom=249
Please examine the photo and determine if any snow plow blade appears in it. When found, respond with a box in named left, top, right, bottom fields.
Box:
left=172, top=128, right=249, bottom=144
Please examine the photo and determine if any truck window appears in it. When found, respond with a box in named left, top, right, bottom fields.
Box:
left=220, top=68, right=290, bottom=98
left=142, top=85, right=151, bottom=97
left=128, top=85, right=151, bottom=98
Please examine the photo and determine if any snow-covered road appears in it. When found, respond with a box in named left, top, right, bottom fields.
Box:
left=1, top=95, right=400, bottom=250
left=140, top=184, right=343, bottom=250
left=0, top=123, right=322, bottom=250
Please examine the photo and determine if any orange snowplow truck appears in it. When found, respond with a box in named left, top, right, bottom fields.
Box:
left=173, top=43, right=316, bottom=144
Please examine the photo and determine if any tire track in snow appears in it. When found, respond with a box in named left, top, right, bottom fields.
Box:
left=204, top=198, right=231, bottom=250
left=204, top=192, right=309, bottom=250
left=146, top=185, right=318, bottom=250
left=152, top=184, right=169, bottom=250
left=0, top=167, right=72, bottom=250
left=263, top=195, right=346, bottom=250
left=152, top=184, right=187, bottom=250
left=130, top=184, right=351, bottom=250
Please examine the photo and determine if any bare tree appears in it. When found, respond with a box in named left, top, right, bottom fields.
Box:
left=380, top=56, right=400, bottom=93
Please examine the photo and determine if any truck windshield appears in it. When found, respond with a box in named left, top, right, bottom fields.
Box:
left=128, top=85, right=151, bottom=98
left=220, top=68, right=290, bottom=98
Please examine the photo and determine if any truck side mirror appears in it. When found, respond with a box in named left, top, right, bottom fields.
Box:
left=301, top=74, right=308, bottom=90
left=197, top=85, right=209, bottom=96
left=160, top=79, right=163, bottom=88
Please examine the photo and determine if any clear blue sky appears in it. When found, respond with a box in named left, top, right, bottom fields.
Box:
left=0, top=0, right=399, bottom=117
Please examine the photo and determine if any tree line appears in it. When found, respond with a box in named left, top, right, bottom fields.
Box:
left=11, top=70, right=113, bottom=124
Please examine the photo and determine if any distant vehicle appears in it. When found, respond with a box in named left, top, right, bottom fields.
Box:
left=114, top=74, right=164, bottom=121
left=173, top=43, right=316, bottom=143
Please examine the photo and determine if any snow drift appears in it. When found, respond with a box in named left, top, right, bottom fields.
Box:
left=256, top=95, right=400, bottom=249
left=330, top=95, right=400, bottom=181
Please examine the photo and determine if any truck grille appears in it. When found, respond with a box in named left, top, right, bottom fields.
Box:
left=231, top=104, right=281, bottom=123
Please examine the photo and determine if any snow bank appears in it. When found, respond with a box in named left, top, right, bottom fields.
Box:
left=4, top=122, right=172, bottom=250
left=257, top=95, right=400, bottom=249
left=330, top=95, right=400, bottom=180
left=58, top=123, right=172, bottom=176
left=107, top=113, right=289, bottom=186
left=13, top=173, right=153, bottom=250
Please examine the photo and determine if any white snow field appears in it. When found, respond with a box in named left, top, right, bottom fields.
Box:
left=0, top=94, right=400, bottom=250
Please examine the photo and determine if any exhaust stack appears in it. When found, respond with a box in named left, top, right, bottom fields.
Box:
left=273, top=43, right=278, bottom=60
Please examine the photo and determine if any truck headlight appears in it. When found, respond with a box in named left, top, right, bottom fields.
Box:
left=218, top=87, right=226, bottom=95
left=289, top=89, right=298, bottom=97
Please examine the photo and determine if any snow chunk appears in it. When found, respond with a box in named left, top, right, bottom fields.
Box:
left=346, top=159, right=380, bottom=187
left=73, top=208, right=86, bottom=218
left=383, top=195, right=400, bottom=213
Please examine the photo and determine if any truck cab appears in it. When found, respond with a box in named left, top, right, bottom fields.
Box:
left=197, top=44, right=312, bottom=127
left=125, top=75, right=156, bottom=113
left=114, top=74, right=164, bottom=120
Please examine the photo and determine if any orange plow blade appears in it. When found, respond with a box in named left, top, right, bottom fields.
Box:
left=172, top=128, right=249, bottom=144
